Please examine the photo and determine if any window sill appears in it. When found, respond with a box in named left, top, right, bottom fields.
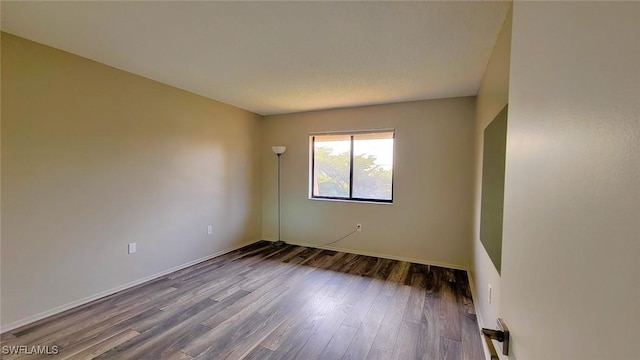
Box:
left=308, top=197, right=394, bottom=205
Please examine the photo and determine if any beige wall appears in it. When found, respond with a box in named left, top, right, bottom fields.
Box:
left=1, top=33, right=263, bottom=328
left=471, top=5, right=511, bottom=345
left=502, top=2, right=639, bottom=359
left=262, top=98, right=475, bottom=268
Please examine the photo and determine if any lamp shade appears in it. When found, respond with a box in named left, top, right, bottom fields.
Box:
left=272, top=146, right=287, bottom=155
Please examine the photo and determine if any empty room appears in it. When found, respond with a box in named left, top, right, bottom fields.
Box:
left=1, top=1, right=638, bottom=360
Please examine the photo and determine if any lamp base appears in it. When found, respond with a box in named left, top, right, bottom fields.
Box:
left=272, top=240, right=286, bottom=247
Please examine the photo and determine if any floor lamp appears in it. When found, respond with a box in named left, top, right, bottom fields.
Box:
left=272, top=146, right=286, bottom=247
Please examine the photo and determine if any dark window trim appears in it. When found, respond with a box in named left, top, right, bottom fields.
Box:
left=348, top=135, right=354, bottom=198
left=310, top=130, right=394, bottom=203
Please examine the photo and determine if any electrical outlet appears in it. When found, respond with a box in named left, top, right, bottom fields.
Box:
left=207, top=225, right=213, bottom=235
left=488, top=284, right=492, bottom=304
left=356, top=224, right=362, bottom=232
left=128, top=243, right=136, bottom=254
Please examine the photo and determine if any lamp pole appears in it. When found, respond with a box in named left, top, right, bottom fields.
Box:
left=277, top=153, right=283, bottom=245
left=272, top=146, right=286, bottom=246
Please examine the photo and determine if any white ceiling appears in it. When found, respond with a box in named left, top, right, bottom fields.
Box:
left=1, top=1, right=511, bottom=115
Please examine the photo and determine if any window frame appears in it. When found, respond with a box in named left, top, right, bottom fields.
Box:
left=310, top=130, right=395, bottom=204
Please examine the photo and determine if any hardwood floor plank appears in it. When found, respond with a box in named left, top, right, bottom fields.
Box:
left=94, top=298, right=221, bottom=359
left=342, top=290, right=395, bottom=359
left=7, top=291, right=164, bottom=351
left=59, top=328, right=140, bottom=360
left=158, top=275, right=244, bottom=311
left=199, top=317, right=282, bottom=359
left=1, top=243, right=484, bottom=360
left=454, top=269, right=476, bottom=315
left=290, top=247, right=325, bottom=266
left=195, top=283, right=332, bottom=359
left=198, top=307, right=287, bottom=359
left=284, top=275, right=370, bottom=360
left=425, top=265, right=442, bottom=294
left=291, top=330, right=334, bottom=360
left=417, top=295, right=441, bottom=360
left=403, top=268, right=427, bottom=324
left=317, top=324, right=358, bottom=359
left=360, top=257, right=385, bottom=278
left=0, top=334, right=17, bottom=349
left=137, top=324, right=212, bottom=360
left=3, top=301, right=118, bottom=347
left=174, top=244, right=281, bottom=285
left=371, top=258, right=395, bottom=280
left=439, top=281, right=462, bottom=341
left=386, top=261, right=411, bottom=284
left=366, top=346, right=392, bottom=360
left=242, top=345, right=274, bottom=360
left=130, top=289, right=250, bottom=334
left=380, top=261, right=406, bottom=296
left=181, top=286, right=297, bottom=356
left=240, top=248, right=312, bottom=292
left=261, top=298, right=339, bottom=360
left=341, top=278, right=384, bottom=328
left=161, top=351, right=193, bottom=360
left=319, top=276, right=371, bottom=333
left=55, top=306, right=161, bottom=350
left=390, top=321, right=420, bottom=360
left=302, top=249, right=337, bottom=268
left=461, top=313, right=484, bottom=360
left=258, top=294, right=332, bottom=351
left=254, top=268, right=331, bottom=318
left=440, top=337, right=462, bottom=360
left=190, top=312, right=272, bottom=359
left=198, top=283, right=287, bottom=329
left=370, top=284, right=412, bottom=352
left=110, top=280, right=178, bottom=308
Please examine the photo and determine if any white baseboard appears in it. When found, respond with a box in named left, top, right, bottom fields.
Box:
left=264, top=238, right=469, bottom=271
left=0, top=239, right=262, bottom=333
left=467, top=272, right=485, bottom=328
left=467, top=271, right=493, bottom=360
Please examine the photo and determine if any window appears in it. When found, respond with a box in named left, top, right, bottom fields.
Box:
left=311, top=131, right=394, bottom=203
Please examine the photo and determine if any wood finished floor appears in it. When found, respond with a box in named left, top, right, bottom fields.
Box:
left=1, top=241, right=484, bottom=360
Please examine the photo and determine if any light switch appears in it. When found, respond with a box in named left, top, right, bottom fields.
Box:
left=128, top=243, right=136, bottom=254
